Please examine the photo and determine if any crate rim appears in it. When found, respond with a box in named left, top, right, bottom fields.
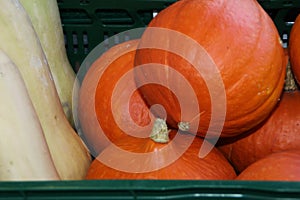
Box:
left=1, top=180, right=300, bottom=191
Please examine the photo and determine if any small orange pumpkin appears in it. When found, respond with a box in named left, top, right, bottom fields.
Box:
left=218, top=90, right=300, bottom=173
left=134, top=0, right=286, bottom=138
left=236, top=150, right=300, bottom=181
left=78, top=40, right=152, bottom=155
left=289, top=14, right=300, bottom=85
left=86, top=131, right=237, bottom=180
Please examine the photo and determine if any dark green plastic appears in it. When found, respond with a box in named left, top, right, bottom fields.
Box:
left=57, top=0, right=300, bottom=72
left=57, top=0, right=177, bottom=71
left=258, top=0, right=300, bottom=47
left=1, top=180, right=300, bottom=200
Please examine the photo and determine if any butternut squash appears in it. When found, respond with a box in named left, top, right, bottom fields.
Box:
left=0, top=49, right=60, bottom=181
left=19, top=0, right=76, bottom=127
left=0, top=0, right=91, bottom=180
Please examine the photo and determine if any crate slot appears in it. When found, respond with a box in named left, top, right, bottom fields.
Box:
left=83, top=31, right=89, bottom=54
left=72, top=31, right=79, bottom=54
left=281, top=32, right=289, bottom=48
left=63, top=31, right=68, bottom=49
left=113, top=35, right=120, bottom=44
left=103, top=33, right=110, bottom=51
left=103, top=32, right=109, bottom=41
left=95, top=9, right=134, bottom=26
left=124, top=32, right=130, bottom=41
left=60, top=8, right=92, bottom=24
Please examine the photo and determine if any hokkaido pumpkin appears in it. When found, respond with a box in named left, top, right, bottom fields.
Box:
left=236, top=150, right=300, bottom=181
left=289, top=14, right=300, bottom=85
left=218, top=90, right=300, bottom=173
left=86, top=131, right=237, bottom=180
left=134, top=0, right=286, bottom=138
left=78, top=40, right=152, bottom=156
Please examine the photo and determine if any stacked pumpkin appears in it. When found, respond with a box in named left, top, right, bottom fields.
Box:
left=217, top=14, right=300, bottom=181
left=78, top=0, right=300, bottom=180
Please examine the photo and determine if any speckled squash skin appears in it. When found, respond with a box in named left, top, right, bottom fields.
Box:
left=134, top=0, right=286, bottom=138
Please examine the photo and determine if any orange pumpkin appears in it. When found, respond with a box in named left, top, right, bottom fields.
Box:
left=86, top=131, right=237, bottom=180
left=134, top=0, right=286, bottom=138
left=236, top=150, right=300, bottom=181
left=218, top=90, right=300, bottom=173
left=289, top=14, right=300, bottom=85
left=78, top=40, right=152, bottom=156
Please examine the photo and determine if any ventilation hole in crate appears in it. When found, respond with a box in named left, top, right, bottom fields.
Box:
left=60, top=9, right=92, bottom=24
left=116, top=32, right=130, bottom=43
left=282, top=32, right=289, bottom=48
left=103, top=33, right=110, bottom=51
left=57, top=0, right=64, bottom=5
left=80, top=0, right=90, bottom=5
left=124, top=33, right=130, bottom=41
left=114, top=35, right=120, bottom=45
left=83, top=31, right=89, bottom=54
left=103, top=32, right=109, bottom=41
left=95, top=9, right=134, bottom=26
left=63, top=31, right=68, bottom=49
left=103, top=32, right=110, bottom=44
left=72, top=31, right=78, bottom=54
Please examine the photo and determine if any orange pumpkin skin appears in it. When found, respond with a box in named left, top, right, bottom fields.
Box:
left=134, top=0, right=286, bottom=138
left=86, top=131, right=236, bottom=180
left=289, top=14, right=300, bottom=85
left=78, top=40, right=152, bottom=155
left=218, top=91, right=300, bottom=173
left=236, top=150, right=300, bottom=181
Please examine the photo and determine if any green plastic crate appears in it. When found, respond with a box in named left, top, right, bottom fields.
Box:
left=57, top=0, right=177, bottom=72
left=1, top=180, right=300, bottom=200
left=57, top=0, right=300, bottom=72
left=0, top=1, right=299, bottom=199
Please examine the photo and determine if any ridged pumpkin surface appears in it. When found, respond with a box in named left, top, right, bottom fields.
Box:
left=289, top=14, right=300, bottom=85
left=218, top=91, right=300, bottom=172
left=86, top=131, right=236, bottom=180
left=134, top=0, right=286, bottom=138
left=78, top=40, right=152, bottom=156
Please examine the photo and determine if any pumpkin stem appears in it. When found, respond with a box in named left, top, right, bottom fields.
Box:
left=149, top=118, right=170, bottom=143
left=178, top=121, right=190, bottom=132
left=284, top=60, right=298, bottom=91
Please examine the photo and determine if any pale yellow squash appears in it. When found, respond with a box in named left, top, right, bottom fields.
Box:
left=20, top=0, right=76, bottom=127
left=0, top=49, right=60, bottom=181
left=0, top=0, right=91, bottom=180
